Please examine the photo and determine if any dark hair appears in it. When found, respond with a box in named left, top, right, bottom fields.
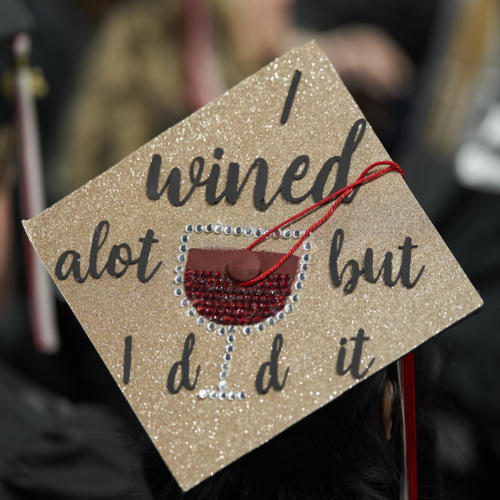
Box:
left=140, top=365, right=404, bottom=500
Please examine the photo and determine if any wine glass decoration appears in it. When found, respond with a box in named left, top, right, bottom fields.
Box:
left=174, top=222, right=311, bottom=400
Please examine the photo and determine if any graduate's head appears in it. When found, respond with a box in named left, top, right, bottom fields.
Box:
left=141, top=364, right=406, bottom=500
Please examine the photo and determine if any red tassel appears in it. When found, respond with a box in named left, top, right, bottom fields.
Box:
left=401, top=352, right=418, bottom=500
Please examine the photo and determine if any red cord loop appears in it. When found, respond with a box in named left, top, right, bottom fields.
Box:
left=239, top=160, right=404, bottom=286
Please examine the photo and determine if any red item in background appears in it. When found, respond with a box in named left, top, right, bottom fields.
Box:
left=182, top=0, right=223, bottom=111
left=401, top=352, right=418, bottom=500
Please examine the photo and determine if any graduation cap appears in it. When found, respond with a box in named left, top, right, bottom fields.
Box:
left=23, top=42, right=482, bottom=494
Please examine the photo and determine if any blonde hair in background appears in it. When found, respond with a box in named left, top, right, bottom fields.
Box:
left=424, top=0, right=500, bottom=154
left=51, top=0, right=283, bottom=200
left=52, top=1, right=185, bottom=198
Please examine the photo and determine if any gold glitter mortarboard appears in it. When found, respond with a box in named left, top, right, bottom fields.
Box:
left=23, top=42, right=482, bottom=491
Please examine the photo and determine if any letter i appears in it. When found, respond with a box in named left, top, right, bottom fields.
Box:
left=123, top=335, right=133, bottom=384
left=335, top=337, right=350, bottom=375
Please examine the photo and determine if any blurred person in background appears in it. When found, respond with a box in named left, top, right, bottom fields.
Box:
left=0, top=0, right=101, bottom=393
left=51, top=0, right=415, bottom=200
left=0, top=2, right=157, bottom=498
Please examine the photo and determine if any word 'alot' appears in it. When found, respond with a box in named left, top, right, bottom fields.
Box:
left=55, top=220, right=162, bottom=283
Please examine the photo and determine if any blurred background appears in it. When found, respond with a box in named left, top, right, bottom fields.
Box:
left=0, top=0, right=499, bottom=498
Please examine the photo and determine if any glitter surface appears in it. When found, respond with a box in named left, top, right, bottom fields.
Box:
left=23, top=42, right=482, bottom=491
